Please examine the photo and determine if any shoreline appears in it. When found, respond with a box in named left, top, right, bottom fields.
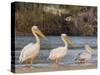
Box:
left=14, top=63, right=97, bottom=73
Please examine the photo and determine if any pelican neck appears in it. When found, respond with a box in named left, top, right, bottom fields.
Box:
left=32, top=31, right=40, bottom=43
left=62, top=37, right=68, bottom=48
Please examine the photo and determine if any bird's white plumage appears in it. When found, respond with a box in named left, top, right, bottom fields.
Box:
left=48, top=47, right=67, bottom=60
left=75, top=45, right=93, bottom=63
left=19, top=43, right=40, bottom=63
left=75, top=52, right=91, bottom=61
left=48, top=34, right=73, bottom=64
left=19, top=26, right=47, bottom=67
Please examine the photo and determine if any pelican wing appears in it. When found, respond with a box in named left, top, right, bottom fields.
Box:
left=80, top=52, right=91, bottom=60
left=75, top=52, right=91, bottom=61
left=19, top=43, right=39, bottom=63
left=48, top=47, right=67, bottom=60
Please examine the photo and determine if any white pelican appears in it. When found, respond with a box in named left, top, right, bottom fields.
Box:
left=48, top=34, right=73, bottom=64
left=75, top=45, right=94, bottom=64
left=19, top=26, right=47, bottom=68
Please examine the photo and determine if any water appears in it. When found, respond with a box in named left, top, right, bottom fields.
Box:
left=15, top=36, right=97, bottom=50
left=14, top=36, right=97, bottom=67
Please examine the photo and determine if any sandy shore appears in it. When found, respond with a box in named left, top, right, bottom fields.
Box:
left=15, top=63, right=97, bottom=73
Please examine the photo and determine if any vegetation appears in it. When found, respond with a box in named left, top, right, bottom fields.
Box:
left=15, top=2, right=97, bottom=36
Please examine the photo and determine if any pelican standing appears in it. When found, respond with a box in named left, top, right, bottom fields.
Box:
left=48, top=34, right=73, bottom=64
left=75, top=45, right=94, bottom=64
left=19, top=26, right=47, bottom=68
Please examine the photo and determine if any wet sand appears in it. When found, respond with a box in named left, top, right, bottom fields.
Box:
left=15, top=63, right=97, bottom=73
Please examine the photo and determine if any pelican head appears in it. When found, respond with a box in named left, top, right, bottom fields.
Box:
left=85, top=44, right=94, bottom=53
left=32, top=26, right=48, bottom=40
left=61, top=34, right=73, bottom=46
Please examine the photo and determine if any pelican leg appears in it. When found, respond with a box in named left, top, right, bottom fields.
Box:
left=55, top=59, right=58, bottom=64
left=82, top=59, right=86, bottom=64
left=29, top=58, right=34, bottom=69
left=51, top=59, right=59, bottom=67
left=79, top=59, right=85, bottom=64
left=25, top=60, right=31, bottom=67
left=79, top=60, right=82, bottom=64
left=77, top=59, right=82, bottom=64
left=31, top=59, right=33, bottom=66
left=77, top=60, right=81, bottom=64
left=52, top=59, right=59, bottom=64
left=24, top=58, right=33, bottom=68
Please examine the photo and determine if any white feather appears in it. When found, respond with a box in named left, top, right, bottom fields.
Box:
left=76, top=52, right=91, bottom=61
left=48, top=34, right=70, bottom=62
left=48, top=47, right=67, bottom=60
left=19, top=26, right=47, bottom=67
left=19, top=43, right=40, bottom=63
left=75, top=45, right=93, bottom=63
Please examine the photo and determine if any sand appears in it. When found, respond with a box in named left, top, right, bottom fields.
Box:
left=15, top=63, right=97, bottom=73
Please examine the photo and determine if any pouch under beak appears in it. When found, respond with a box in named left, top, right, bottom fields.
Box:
left=35, top=29, right=48, bottom=40
left=64, top=35, right=74, bottom=46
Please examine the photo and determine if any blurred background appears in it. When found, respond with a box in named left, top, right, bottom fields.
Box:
left=15, top=2, right=97, bottom=36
